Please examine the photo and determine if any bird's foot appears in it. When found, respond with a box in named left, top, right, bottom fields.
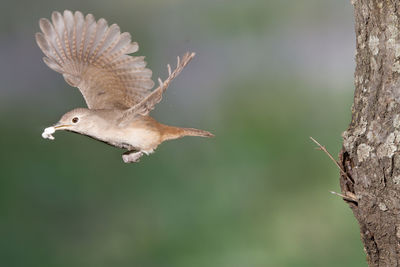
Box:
left=122, top=151, right=143, bottom=163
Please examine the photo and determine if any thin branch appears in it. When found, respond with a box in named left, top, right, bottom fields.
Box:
left=309, top=136, right=351, bottom=181
left=330, top=191, right=358, bottom=203
left=310, top=137, right=358, bottom=203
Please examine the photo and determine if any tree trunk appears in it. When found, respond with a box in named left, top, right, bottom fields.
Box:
left=340, top=1, right=400, bottom=266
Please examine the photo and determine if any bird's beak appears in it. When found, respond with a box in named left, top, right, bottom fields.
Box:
left=53, top=122, right=72, bottom=131
left=53, top=122, right=72, bottom=130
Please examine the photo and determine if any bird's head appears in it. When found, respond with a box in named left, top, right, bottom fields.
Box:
left=42, top=108, right=95, bottom=140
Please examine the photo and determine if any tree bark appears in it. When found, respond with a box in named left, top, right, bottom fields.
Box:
left=341, top=1, right=400, bottom=266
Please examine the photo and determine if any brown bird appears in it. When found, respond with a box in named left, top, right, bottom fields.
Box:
left=37, top=10, right=213, bottom=163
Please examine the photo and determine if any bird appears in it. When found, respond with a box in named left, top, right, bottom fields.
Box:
left=36, top=10, right=213, bottom=163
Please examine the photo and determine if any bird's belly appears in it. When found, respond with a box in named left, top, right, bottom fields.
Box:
left=103, top=127, right=160, bottom=151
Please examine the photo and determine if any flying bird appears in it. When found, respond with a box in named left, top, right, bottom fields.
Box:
left=36, top=10, right=213, bottom=163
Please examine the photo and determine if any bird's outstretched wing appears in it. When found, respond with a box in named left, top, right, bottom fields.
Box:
left=36, top=10, right=154, bottom=109
left=119, top=52, right=195, bottom=122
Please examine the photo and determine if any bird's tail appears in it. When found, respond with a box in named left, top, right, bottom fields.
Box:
left=161, top=126, right=214, bottom=141
left=181, top=127, right=214, bottom=138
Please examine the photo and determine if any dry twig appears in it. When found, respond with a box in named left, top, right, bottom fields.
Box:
left=310, top=136, right=358, bottom=203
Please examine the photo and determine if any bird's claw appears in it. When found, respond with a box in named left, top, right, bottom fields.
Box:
left=122, top=151, right=143, bottom=163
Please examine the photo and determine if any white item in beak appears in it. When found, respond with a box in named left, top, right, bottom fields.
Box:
left=42, top=126, right=55, bottom=140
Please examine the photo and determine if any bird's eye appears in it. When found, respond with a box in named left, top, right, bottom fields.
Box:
left=72, top=117, right=79, bottom=123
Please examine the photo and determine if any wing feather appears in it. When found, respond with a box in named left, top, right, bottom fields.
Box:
left=36, top=10, right=154, bottom=109
left=119, top=52, right=195, bottom=122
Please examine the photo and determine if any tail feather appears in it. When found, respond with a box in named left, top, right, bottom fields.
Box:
left=182, top=127, right=214, bottom=138
left=161, top=126, right=214, bottom=141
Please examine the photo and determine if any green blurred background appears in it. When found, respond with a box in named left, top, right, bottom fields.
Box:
left=0, top=0, right=366, bottom=266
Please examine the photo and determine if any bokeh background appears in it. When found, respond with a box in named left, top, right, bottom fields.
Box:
left=0, top=0, right=366, bottom=266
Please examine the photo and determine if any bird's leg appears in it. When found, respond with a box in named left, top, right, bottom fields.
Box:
left=122, top=150, right=144, bottom=163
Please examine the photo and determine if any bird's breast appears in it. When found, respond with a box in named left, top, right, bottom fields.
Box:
left=102, top=126, right=161, bottom=151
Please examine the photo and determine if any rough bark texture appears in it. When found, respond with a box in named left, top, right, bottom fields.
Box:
left=340, top=1, right=400, bottom=266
